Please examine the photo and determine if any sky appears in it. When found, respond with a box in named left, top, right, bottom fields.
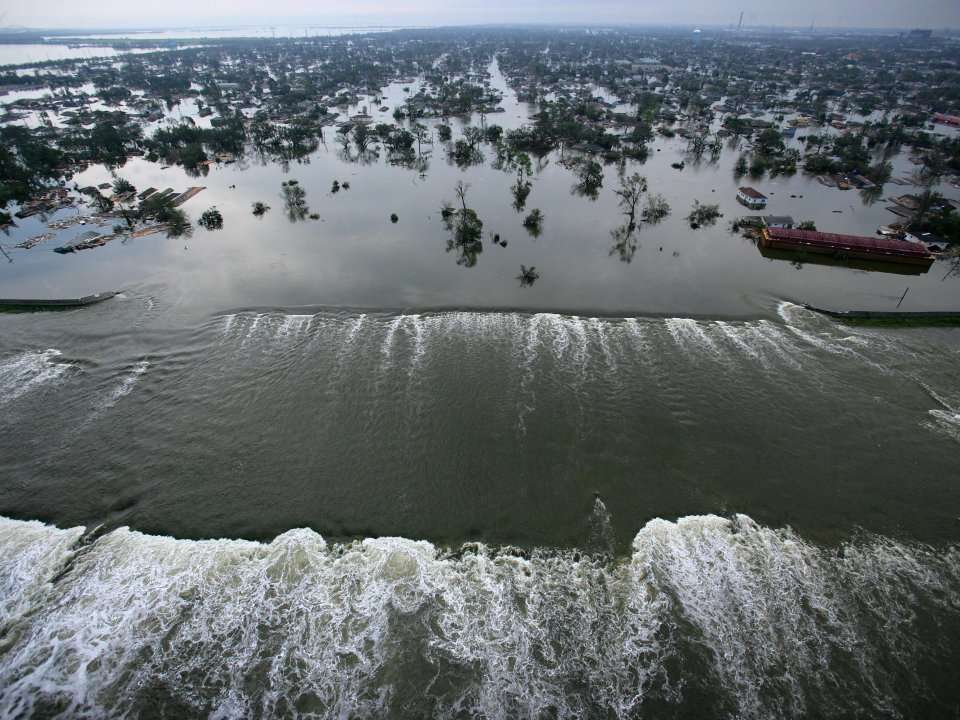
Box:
left=1, top=0, right=958, bottom=30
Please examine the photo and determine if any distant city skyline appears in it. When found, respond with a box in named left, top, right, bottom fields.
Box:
left=1, top=0, right=959, bottom=31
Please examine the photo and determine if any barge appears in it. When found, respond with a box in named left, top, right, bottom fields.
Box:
left=760, top=227, right=934, bottom=268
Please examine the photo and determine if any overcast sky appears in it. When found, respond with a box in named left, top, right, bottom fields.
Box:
left=2, top=0, right=958, bottom=30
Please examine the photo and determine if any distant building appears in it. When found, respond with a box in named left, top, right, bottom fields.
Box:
left=933, top=112, right=960, bottom=126
left=737, top=187, right=768, bottom=209
left=907, top=29, right=933, bottom=39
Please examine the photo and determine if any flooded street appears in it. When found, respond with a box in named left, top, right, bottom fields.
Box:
left=3, top=60, right=959, bottom=318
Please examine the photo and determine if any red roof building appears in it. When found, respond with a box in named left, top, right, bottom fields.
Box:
left=933, top=113, right=960, bottom=126
left=761, top=227, right=934, bottom=267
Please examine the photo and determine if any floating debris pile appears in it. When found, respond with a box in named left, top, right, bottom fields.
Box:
left=15, top=233, right=55, bottom=250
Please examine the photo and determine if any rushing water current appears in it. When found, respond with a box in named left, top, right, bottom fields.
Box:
left=1, top=299, right=959, bottom=717
left=0, top=512, right=958, bottom=718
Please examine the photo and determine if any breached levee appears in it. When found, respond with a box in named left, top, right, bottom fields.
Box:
left=211, top=302, right=922, bottom=376
left=204, top=303, right=960, bottom=441
left=0, top=514, right=957, bottom=719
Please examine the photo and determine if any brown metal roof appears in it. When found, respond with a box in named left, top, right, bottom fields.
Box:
left=738, top=186, right=766, bottom=199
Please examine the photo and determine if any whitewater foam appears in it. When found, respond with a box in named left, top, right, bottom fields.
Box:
left=111, top=359, right=149, bottom=402
left=0, top=349, right=74, bottom=406
left=0, top=514, right=956, bottom=719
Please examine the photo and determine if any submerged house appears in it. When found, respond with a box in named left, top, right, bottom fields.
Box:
left=764, top=215, right=794, bottom=229
left=737, top=187, right=768, bottom=209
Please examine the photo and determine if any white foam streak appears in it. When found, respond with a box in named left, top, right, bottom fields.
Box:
left=109, top=360, right=149, bottom=404
left=590, top=318, right=617, bottom=371
left=344, top=314, right=367, bottom=345
left=919, top=382, right=960, bottom=442
left=715, top=321, right=770, bottom=369
left=275, top=314, right=311, bottom=341
left=406, top=315, right=427, bottom=375
left=665, top=318, right=724, bottom=360
left=516, top=314, right=544, bottom=434
left=380, top=316, right=403, bottom=360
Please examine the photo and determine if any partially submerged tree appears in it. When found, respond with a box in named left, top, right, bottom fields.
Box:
left=281, top=180, right=309, bottom=222
left=642, top=194, right=671, bottom=224
left=734, top=155, right=749, bottom=177
left=574, top=159, right=604, bottom=200
left=164, top=208, right=192, bottom=239
left=523, top=208, right=544, bottom=237
left=517, top=264, right=539, bottom=287
left=198, top=206, right=224, bottom=230
left=608, top=173, right=649, bottom=262
left=412, top=123, right=429, bottom=155
left=687, top=200, right=722, bottom=229
left=112, top=176, right=137, bottom=228
left=614, top=173, right=648, bottom=233
left=252, top=201, right=270, bottom=216
left=441, top=181, right=484, bottom=267
left=353, top=124, right=371, bottom=153
left=450, top=138, right=484, bottom=168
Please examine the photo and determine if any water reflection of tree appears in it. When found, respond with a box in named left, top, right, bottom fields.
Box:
left=860, top=186, right=883, bottom=206
left=387, top=147, right=429, bottom=174
left=942, top=255, right=960, bottom=282
left=184, top=162, right=210, bottom=179
left=165, top=209, right=193, bottom=239
left=441, top=181, right=484, bottom=267
left=609, top=224, right=638, bottom=263
left=336, top=146, right=379, bottom=166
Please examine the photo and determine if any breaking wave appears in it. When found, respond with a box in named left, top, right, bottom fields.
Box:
left=0, top=513, right=957, bottom=719
left=206, top=303, right=959, bottom=440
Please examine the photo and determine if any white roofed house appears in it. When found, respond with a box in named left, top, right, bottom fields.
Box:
left=763, top=215, right=794, bottom=229
left=737, top=187, right=768, bottom=209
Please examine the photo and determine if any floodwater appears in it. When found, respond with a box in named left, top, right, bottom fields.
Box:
left=2, top=61, right=958, bottom=315
left=0, top=44, right=170, bottom=67
left=1, top=58, right=960, bottom=719
left=53, top=25, right=412, bottom=41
